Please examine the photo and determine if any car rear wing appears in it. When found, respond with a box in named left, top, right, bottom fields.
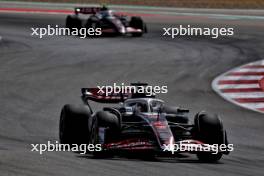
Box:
left=81, top=88, right=129, bottom=103
left=74, top=7, right=101, bottom=15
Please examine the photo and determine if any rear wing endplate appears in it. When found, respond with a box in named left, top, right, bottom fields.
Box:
left=75, top=7, right=101, bottom=15
left=81, top=88, right=129, bottom=103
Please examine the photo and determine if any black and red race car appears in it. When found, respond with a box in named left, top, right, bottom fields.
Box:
left=66, top=6, right=147, bottom=37
left=59, top=83, right=231, bottom=162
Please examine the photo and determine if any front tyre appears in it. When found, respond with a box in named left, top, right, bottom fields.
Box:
left=59, top=104, right=91, bottom=145
left=194, top=112, right=225, bottom=162
left=197, top=152, right=222, bottom=162
left=129, top=16, right=145, bottom=37
left=65, top=15, right=82, bottom=31
left=89, top=111, right=120, bottom=158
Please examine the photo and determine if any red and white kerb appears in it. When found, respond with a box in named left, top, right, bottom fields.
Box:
left=212, top=60, right=264, bottom=113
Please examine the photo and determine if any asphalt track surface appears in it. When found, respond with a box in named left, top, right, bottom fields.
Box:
left=0, top=11, right=264, bottom=176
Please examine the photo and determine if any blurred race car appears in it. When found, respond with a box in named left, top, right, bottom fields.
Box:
left=59, top=83, right=230, bottom=162
left=66, top=6, right=147, bottom=37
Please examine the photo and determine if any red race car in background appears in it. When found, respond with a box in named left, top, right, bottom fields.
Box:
left=66, top=6, right=147, bottom=37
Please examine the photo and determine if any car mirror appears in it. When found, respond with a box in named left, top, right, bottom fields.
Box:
left=121, top=107, right=133, bottom=115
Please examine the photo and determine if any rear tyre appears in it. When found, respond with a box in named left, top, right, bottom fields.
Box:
left=129, top=16, right=145, bottom=37
left=197, top=151, right=222, bottom=162
left=59, top=104, right=91, bottom=145
left=144, top=23, right=148, bottom=33
left=66, top=15, right=82, bottom=31
left=85, top=18, right=99, bottom=28
left=89, top=111, right=120, bottom=158
left=194, top=112, right=224, bottom=162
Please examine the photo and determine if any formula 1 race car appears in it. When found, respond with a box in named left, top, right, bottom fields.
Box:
left=65, top=6, right=147, bottom=37
left=59, top=83, right=231, bottom=162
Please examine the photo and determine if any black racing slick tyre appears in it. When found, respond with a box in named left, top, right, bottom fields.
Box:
left=194, top=112, right=225, bottom=162
left=59, top=104, right=91, bottom=145
left=129, top=16, right=145, bottom=37
left=66, top=15, right=82, bottom=30
left=89, top=111, right=119, bottom=158
left=85, top=17, right=99, bottom=28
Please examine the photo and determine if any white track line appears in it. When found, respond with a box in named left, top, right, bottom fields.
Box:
left=236, top=68, right=264, bottom=72
left=218, top=84, right=259, bottom=89
left=240, top=103, right=264, bottom=109
left=220, top=76, right=263, bottom=80
left=222, top=92, right=264, bottom=98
